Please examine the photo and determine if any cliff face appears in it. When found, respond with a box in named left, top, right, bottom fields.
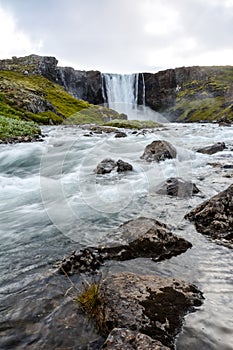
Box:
left=0, top=55, right=104, bottom=105
left=1, top=55, right=233, bottom=121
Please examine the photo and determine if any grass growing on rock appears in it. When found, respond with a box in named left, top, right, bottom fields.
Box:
left=0, top=114, right=41, bottom=140
left=0, top=70, right=90, bottom=124
left=103, top=119, right=162, bottom=129
left=75, top=282, right=109, bottom=334
left=168, top=67, right=233, bottom=122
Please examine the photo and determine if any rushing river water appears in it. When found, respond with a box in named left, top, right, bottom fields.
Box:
left=0, top=123, right=233, bottom=349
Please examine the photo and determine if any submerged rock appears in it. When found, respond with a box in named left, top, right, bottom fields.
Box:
left=57, top=217, right=192, bottom=275
left=197, top=142, right=226, bottom=155
left=115, top=131, right=127, bottom=138
left=102, top=328, right=170, bottom=350
left=185, top=184, right=233, bottom=246
left=141, top=140, right=177, bottom=162
left=156, top=177, right=200, bottom=197
left=95, top=158, right=133, bottom=174
left=99, top=272, right=203, bottom=349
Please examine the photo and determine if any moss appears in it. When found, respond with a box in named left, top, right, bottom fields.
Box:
left=169, top=69, right=233, bottom=121
left=0, top=70, right=90, bottom=125
left=103, top=119, right=162, bottom=129
left=0, top=114, right=41, bottom=140
left=66, top=105, right=123, bottom=125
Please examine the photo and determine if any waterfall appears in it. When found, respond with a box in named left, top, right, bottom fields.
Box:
left=101, top=73, right=139, bottom=116
left=141, top=73, right=146, bottom=107
left=101, top=72, right=168, bottom=122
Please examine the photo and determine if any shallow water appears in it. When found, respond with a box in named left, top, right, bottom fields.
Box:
left=0, top=123, right=233, bottom=349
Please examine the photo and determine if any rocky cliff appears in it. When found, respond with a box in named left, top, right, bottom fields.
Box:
left=0, top=55, right=103, bottom=105
left=1, top=55, right=233, bottom=122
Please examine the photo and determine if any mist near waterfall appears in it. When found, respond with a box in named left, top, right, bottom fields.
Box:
left=102, top=73, right=169, bottom=123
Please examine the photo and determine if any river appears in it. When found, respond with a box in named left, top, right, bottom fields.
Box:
left=0, top=123, right=232, bottom=349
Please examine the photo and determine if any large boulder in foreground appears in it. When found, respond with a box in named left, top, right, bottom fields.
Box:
left=101, top=217, right=192, bottom=262
left=141, top=140, right=177, bottom=162
left=102, top=328, right=170, bottom=350
left=156, top=177, right=200, bottom=197
left=185, top=184, right=233, bottom=246
left=99, top=272, right=203, bottom=349
left=197, top=142, right=226, bottom=155
left=57, top=217, right=192, bottom=275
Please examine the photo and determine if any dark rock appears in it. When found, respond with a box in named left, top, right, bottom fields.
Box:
left=116, top=159, right=133, bottom=172
left=115, top=131, right=127, bottom=138
left=218, top=116, right=232, bottom=127
left=222, top=164, right=233, bottom=169
left=141, top=140, right=177, bottom=162
left=96, top=159, right=133, bottom=174
left=197, top=142, right=226, bottom=155
left=185, top=184, right=233, bottom=246
left=56, top=248, right=104, bottom=275
left=99, top=272, right=203, bottom=349
left=100, top=217, right=192, bottom=262
left=96, top=158, right=117, bottom=174
left=156, top=177, right=200, bottom=197
left=101, top=328, right=170, bottom=350
left=57, top=217, right=192, bottom=275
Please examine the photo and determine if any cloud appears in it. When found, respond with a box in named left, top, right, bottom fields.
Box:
left=0, top=0, right=233, bottom=72
left=0, top=5, right=43, bottom=58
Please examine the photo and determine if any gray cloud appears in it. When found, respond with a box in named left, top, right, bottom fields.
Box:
left=0, top=0, right=233, bottom=72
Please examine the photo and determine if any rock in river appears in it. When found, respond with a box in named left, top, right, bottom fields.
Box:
left=57, top=217, right=192, bottom=275
left=99, top=272, right=203, bottom=349
left=141, top=140, right=177, bottom=162
left=156, top=177, right=200, bottom=197
left=185, top=184, right=233, bottom=246
left=197, top=142, right=226, bottom=155
left=95, top=158, right=133, bottom=174
left=102, top=328, right=170, bottom=350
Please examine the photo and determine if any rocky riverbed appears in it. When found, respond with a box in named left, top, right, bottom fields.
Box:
left=0, top=122, right=232, bottom=350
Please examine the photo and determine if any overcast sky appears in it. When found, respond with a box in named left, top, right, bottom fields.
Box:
left=0, top=0, right=233, bottom=73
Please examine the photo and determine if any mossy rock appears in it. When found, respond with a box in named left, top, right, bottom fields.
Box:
left=167, top=67, right=233, bottom=122
left=103, top=119, right=162, bottom=129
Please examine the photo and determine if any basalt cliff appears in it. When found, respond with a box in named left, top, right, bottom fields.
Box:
left=1, top=54, right=233, bottom=122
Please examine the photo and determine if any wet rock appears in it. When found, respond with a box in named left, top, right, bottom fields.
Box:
left=96, top=159, right=133, bottom=174
left=141, top=140, right=177, bottom=162
left=156, top=177, right=200, bottom=197
left=100, top=217, right=192, bottom=262
left=99, top=272, right=203, bottom=349
left=96, top=158, right=117, bottom=174
left=0, top=134, right=44, bottom=144
left=197, top=142, right=226, bottom=155
left=102, top=328, right=170, bottom=350
left=218, top=116, right=232, bottom=127
left=115, top=131, right=127, bottom=138
left=185, top=184, right=233, bottom=246
left=57, top=217, right=192, bottom=275
left=56, top=248, right=104, bottom=275
left=116, top=159, right=133, bottom=172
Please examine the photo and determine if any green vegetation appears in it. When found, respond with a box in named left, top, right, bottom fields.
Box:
left=75, top=282, right=108, bottom=333
left=0, top=115, right=40, bottom=140
left=66, top=105, right=123, bottom=125
left=0, top=70, right=89, bottom=124
left=168, top=66, right=233, bottom=122
left=103, top=119, right=162, bottom=129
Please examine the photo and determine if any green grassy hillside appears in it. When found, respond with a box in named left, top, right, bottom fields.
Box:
left=0, top=70, right=90, bottom=124
left=168, top=66, right=233, bottom=122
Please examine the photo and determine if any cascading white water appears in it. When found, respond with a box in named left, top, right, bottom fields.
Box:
left=102, top=72, right=168, bottom=123
left=102, top=73, right=139, bottom=116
